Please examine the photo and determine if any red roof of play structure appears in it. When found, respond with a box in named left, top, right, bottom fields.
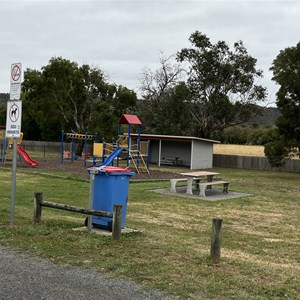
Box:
left=118, top=114, right=142, bottom=125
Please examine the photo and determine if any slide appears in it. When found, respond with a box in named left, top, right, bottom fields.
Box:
left=96, top=147, right=124, bottom=167
left=17, top=145, right=39, bottom=167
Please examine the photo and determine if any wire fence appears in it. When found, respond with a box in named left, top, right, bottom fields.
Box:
left=2, top=140, right=94, bottom=160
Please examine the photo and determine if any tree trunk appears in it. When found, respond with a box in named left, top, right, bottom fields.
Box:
left=76, top=139, right=85, bottom=156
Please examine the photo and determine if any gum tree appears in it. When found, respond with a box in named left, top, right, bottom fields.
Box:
left=265, top=42, right=300, bottom=166
left=177, top=31, right=267, bottom=138
left=138, top=54, right=192, bottom=135
left=22, top=57, right=137, bottom=143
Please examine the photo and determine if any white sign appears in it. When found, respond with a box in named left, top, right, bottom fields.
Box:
left=10, top=63, right=22, bottom=100
left=5, top=101, right=22, bottom=138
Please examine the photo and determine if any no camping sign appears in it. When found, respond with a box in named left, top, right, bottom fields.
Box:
left=10, top=63, right=22, bottom=100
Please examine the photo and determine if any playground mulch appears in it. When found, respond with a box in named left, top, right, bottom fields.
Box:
left=11, top=158, right=184, bottom=181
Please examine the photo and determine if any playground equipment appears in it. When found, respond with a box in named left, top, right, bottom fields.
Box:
left=116, top=114, right=149, bottom=174
left=94, top=114, right=149, bottom=174
left=1, top=129, right=39, bottom=167
left=61, top=131, right=98, bottom=166
left=61, top=115, right=149, bottom=174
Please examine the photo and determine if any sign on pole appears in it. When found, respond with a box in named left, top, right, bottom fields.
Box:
left=10, top=63, right=22, bottom=100
left=7, top=62, right=23, bottom=225
left=5, top=100, right=22, bottom=138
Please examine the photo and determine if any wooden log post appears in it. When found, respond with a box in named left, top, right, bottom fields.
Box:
left=112, top=204, right=122, bottom=240
left=210, top=218, right=223, bottom=263
left=41, top=201, right=113, bottom=218
left=33, top=192, right=43, bottom=224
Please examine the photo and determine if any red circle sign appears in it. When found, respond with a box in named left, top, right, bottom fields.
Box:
left=11, top=65, right=21, bottom=82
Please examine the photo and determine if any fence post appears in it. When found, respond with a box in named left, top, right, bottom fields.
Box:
left=112, top=204, right=122, bottom=240
left=210, top=218, right=223, bottom=263
left=33, top=192, right=43, bottom=224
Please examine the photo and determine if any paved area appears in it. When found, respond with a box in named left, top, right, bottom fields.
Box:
left=0, top=246, right=173, bottom=300
left=153, top=186, right=252, bottom=201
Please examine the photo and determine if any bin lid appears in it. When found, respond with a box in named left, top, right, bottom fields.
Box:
left=102, top=166, right=132, bottom=173
left=87, top=166, right=135, bottom=175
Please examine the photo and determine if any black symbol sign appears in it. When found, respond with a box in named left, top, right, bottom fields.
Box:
left=9, top=103, right=19, bottom=122
left=11, top=65, right=21, bottom=82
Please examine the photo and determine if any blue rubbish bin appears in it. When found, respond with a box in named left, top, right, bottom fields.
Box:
left=88, top=166, right=135, bottom=230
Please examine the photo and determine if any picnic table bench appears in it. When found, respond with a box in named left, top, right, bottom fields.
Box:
left=159, top=156, right=183, bottom=166
left=198, top=180, right=229, bottom=197
left=170, top=171, right=230, bottom=197
left=170, top=178, right=200, bottom=193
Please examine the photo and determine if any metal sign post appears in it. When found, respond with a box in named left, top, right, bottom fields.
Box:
left=6, top=63, right=22, bottom=225
left=10, top=138, right=18, bottom=225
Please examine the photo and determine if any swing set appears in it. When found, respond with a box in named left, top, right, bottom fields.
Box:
left=61, top=131, right=98, bottom=166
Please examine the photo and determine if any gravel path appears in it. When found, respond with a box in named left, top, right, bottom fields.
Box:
left=0, top=246, right=173, bottom=300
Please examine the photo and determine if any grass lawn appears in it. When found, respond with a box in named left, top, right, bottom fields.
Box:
left=0, top=166, right=299, bottom=299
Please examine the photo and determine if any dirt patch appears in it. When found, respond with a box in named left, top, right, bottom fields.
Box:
left=8, top=158, right=184, bottom=181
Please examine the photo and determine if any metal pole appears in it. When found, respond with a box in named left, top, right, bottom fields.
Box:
left=10, top=138, right=17, bottom=225
left=87, top=173, right=94, bottom=231
left=61, top=130, right=64, bottom=164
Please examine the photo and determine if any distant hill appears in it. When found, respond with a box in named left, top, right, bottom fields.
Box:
left=0, top=93, right=9, bottom=103
left=248, top=106, right=281, bottom=126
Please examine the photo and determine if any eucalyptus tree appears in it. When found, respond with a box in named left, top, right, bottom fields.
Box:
left=177, top=31, right=267, bottom=138
left=138, top=54, right=192, bottom=135
left=265, top=42, right=300, bottom=166
left=22, top=57, right=137, bottom=142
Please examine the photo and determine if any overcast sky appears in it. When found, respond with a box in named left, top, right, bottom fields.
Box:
left=1, top=0, right=299, bottom=105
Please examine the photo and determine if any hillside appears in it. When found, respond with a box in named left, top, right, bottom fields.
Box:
left=0, top=93, right=281, bottom=127
left=248, top=106, right=281, bottom=126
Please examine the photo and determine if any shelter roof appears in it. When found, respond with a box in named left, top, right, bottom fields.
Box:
left=126, top=133, right=220, bottom=144
left=118, top=114, right=142, bottom=125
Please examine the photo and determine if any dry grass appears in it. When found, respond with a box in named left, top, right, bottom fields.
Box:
left=214, top=144, right=265, bottom=157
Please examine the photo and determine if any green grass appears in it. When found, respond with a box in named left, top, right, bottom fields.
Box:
left=0, top=166, right=299, bottom=299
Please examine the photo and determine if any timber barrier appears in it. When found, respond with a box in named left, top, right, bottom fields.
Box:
left=33, top=192, right=122, bottom=240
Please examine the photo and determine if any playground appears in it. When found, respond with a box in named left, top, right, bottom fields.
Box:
left=1, top=129, right=39, bottom=167
left=0, top=163, right=299, bottom=299
left=1, top=115, right=299, bottom=298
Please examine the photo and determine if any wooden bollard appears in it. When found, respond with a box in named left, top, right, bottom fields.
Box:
left=112, top=204, right=122, bottom=240
left=33, top=192, right=43, bottom=224
left=210, top=218, right=223, bottom=263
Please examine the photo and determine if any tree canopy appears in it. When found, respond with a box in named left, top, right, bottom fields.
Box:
left=1, top=32, right=273, bottom=144
left=138, top=54, right=192, bottom=135
left=22, top=57, right=137, bottom=141
left=176, top=31, right=267, bottom=138
left=265, top=42, right=300, bottom=166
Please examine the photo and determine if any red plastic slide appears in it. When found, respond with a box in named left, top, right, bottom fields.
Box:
left=17, top=145, right=39, bottom=167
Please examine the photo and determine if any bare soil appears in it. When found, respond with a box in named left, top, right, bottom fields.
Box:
left=7, top=158, right=184, bottom=181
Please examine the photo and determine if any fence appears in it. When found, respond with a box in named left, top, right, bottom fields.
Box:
left=21, top=140, right=61, bottom=157
left=33, top=192, right=123, bottom=240
left=6, top=140, right=300, bottom=173
left=17, top=140, right=93, bottom=158
left=213, top=154, right=300, bottom=173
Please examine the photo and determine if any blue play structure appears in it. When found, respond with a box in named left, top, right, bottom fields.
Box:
left=95, top=147, right=125, bottom=167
